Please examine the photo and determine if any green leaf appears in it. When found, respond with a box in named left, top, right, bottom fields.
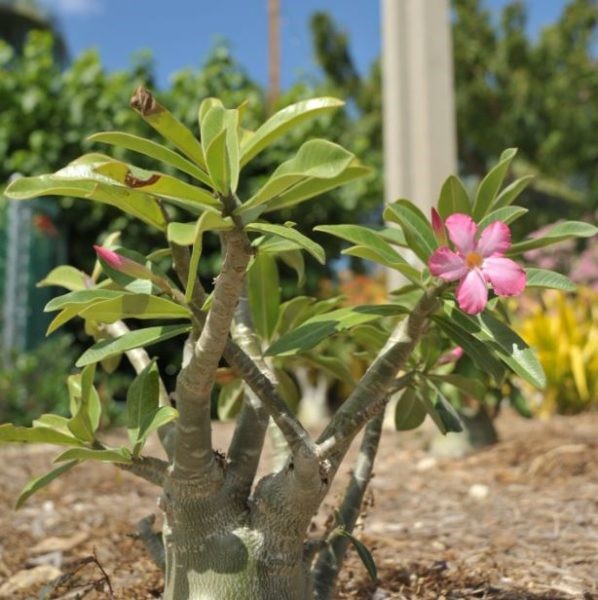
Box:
left=0, top=423, right=83, bottom=447
left=45, top=289, right=127, bottom=312
left=394, top=388, right=427, bottom=431
left=433, top=315, right=506, bottom=383
left=217, top=379, right=245, bottom=421
left=524, top=268, right=576, bottom=291
left=491, top=175, right=534, bottom=210
left=135, top=406, right=178, bottom=452
left=384, top=200, right=437, bottom=262
left=93, top=159, right=220, bottom=211
left=127, top=361, right=159, bottom=452
left=266, top=305, right=407, bottom=356
left=240, top=97, right=344, bottom=166
left=472, top=148, right=517, bottom=220
left=77, top=324, right=191, bottom=367
left=246, top=223, right=325, bottom=264
left=418, top=381, right=463, bottom=434
left=238, top=140, right=355, bottom=215
left=248, top=251, right=280, bottom=341
left=54, top=447, right=132, bottom=464
left=33, top=414, right=72, bottom=434
left=300, top=353, right=355, bottom=385
left=274, top=296, right=315, bottom=335
left=351, top=324, right=388, bottom=353
left=335, top=530, right=377, bottom=583
left=277, top=249, right=305, bottom=286
left=16, top=461, right=78, bottom=509
left=507, top=221, right=598, bottom=255
left=427, top=374, right=486, bottom=401
left=437, top=175, right=471, bottom=218
left=442, top=304, right=546, bottom=388
left=78, top=294, right=191, bottom=323
left=66, top=364, right=101, bottom=442
left=37, top=266, right=89, bottom=291
left=129, top=87, right=206, bottom=168
left=5, top=165, right=167, bottom=231
left=179, top=212, right=234, bottom=302
left=341, top=245, right=421, bottom=284
left=46, top=306, right=85, bottom=335
left=259, top=163, right=370, bottom=215
left=88, top=131, right=212, bottom=186
left=477, top=206, right=528, bottom=230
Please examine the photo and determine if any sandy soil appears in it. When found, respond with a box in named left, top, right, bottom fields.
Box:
left=0, top=411, right=596, bottom=599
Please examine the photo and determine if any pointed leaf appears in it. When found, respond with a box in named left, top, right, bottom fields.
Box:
left=135, top=406, right=178, bottom=453
left=524, top=268, right=576, bottom=292
left=394, top=388, right=427, bottom=431
left=55, top=447, right=132, bottom=464
left=37, top=266, right=89, bottom=291
left=478, top=206, right=528, bottom=230
left=507, top=221, right=598, bottom=255
left=472, top=148, right=517, bottom=220
left=78, top=294, right=191, bottom=323
left=77, top=324, right=191, bottom=367
left=335, top=530, right=377, bottom=582
left=0, top=424, right=83, bottom=447
left=438, top=175, right=471, bottom=218
left=240, top=97, right=344, bottom=165
left=127, top=361, right=159, bottom=449
left=384, top=200, right=437, bottom=262
left=247, top=223, right=325, bottom=264
left=248, top=251, right=280, bottom=341
left=88, top=131, right=212, bottom=186
left=16, top=461, right=78, bottom=509
left=130, top=86, right=206, bottom=168
left=491, top=175, right=534, bottom=210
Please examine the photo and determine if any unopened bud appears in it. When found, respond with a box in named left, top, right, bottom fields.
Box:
left=431, top=208, right=448, bottom=246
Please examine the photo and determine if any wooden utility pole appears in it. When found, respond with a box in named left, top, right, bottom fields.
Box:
left=268, top=0, right=280, bottom=113
left=381, top=0, right=457, bottom=287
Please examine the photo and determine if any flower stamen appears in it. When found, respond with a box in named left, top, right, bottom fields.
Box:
left=465, top=251, right=483, bottom=268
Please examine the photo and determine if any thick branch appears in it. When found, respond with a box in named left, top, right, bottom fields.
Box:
left=119, top=455, right=169, bottom=487
left=312, top=413, right=384, bottom=600
left=103, top=321, right=174, bottom=459
left=173, top=228, right=251, bottom=479
left=317, top=285, right=445, bottom=466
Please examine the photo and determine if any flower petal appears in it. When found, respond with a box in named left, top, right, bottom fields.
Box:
left=428, top=247, right=468, bottom=281
left=456, top=268, right=488, bottom=314
left=446, top=213, right=477, bottom=255
left=482, top=257, right=526, bottom=296
left=477, top=221, right=511, bottom=257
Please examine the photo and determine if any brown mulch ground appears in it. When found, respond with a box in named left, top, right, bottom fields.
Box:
left=0, top=411, right=596, bottom=599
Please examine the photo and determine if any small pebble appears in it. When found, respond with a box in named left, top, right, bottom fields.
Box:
left=468, top=483, right=490, bottom=500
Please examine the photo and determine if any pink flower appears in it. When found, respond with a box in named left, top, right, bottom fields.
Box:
left=428, top=214, right=526, bottom=315
left=431, top=207, right=448, bottom=245
left=438, top=346, right=464, bottom=365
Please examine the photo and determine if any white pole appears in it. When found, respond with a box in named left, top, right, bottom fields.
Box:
left=382, top=0, right=458, bottom=287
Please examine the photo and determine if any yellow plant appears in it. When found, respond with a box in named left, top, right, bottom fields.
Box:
left=517, top=288, right=598, bottom=415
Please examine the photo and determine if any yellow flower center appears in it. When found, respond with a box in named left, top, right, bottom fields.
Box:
left=465, top=251, right=483, bottom=268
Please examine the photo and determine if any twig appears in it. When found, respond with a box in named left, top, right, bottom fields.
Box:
left=312, top=413, right=384, bottom=599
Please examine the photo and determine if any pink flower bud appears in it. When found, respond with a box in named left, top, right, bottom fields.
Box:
left=94, top=245, right=156, bottom=281
left=431, top=208, right=447, bottom=245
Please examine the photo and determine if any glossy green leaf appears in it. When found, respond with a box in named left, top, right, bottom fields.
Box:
left=524, top=268, right=576, bottom=291
left=5, top=163, right=167, bottom=230
left=238, top=139, right=355, bottom=215
left=507, top=221, right=598, bottom=255
left=33, top=414, right=72, bottom=434
left=437, top=175, right=471, bottom=218
left=77, top=324, right=191, bottom=367
left=248, top=251, right=280, bottom=341
left=127, top=361, right=159, bottom=451
left=16, top=461, right=78, bottom=509
left=54, top=447, right=132, bottom=464
left=433, top=315, right=506, bottom=383
left=217, top=379, right=245, bottom=421
left=136, top=406, right=178, bottom=451
left=477, top=206, right=528, bottom=230
left=491, top=175, right=534, bottom=210
left=384, top=200, right=437, bottom=262
left=182, top=212, right=234, bottom=302
left=66, top=364, right=101, bottom=442
left=0, top=423, right=83, bottom=447
left=260, top=163, right=370, bottom=215
left=418, top=381, right=463, bottom=434
left=88, top=131, right=212, bottom=186
left=341, top=245, right=421, bottom=284
left=266, top=305, right=407, bottom=356
left=335, top=529, right=377, bottom=583
left=240, top=97, right=344, bottom=165
left=45, top=289, right=127, bottom=313
left=93, top=159, right=219, bottom=210
left=394, top=388, right=427, bottom=431
left=46, top=306, right=84, bottom=335
left=274, top=368, right=301, bottom=412
left=427, top=374, right=486, bottom=401
left=472, top=148, right=517, bottom=220
left=246, top=222, right=325, bottom=264
left=37, top=266, right=89, bottom=291
left=274, top=296, right=315, bottom=335
left=78, top=294, right=191, bottom=323
left=351, top=324, right=388, bottom=353
left=277, top=249, right=305, bottom=286
left=442, top=304, right=546, bottom=388
left=301, top=353, right=355, bottom=384
left=129, top=87, right=206, bottom=168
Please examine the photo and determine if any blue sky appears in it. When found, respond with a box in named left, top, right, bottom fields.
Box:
left=40, top=0, right=569, bottom=89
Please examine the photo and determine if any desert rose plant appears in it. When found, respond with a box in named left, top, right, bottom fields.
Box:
left=2, top=89, right=596, bottom=600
